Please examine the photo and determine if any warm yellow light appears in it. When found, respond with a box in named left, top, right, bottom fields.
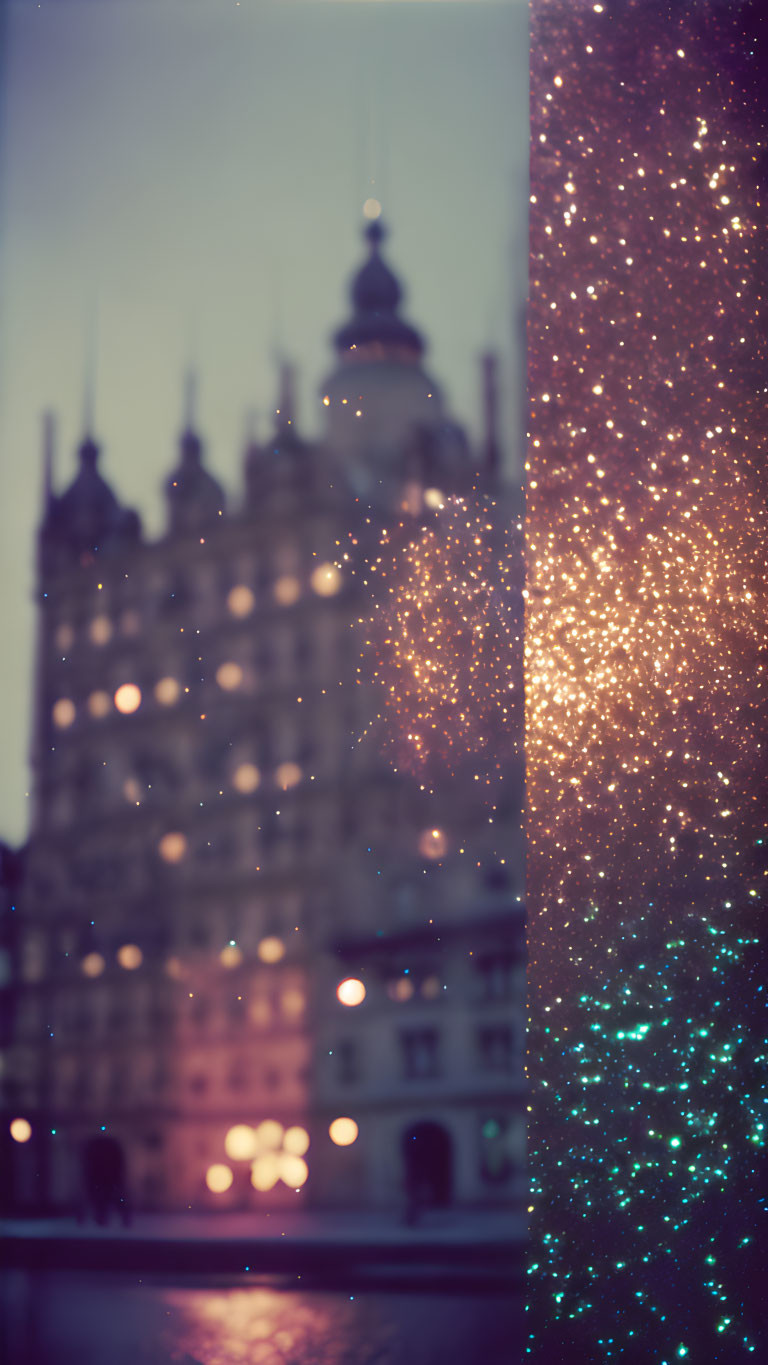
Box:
left=257, top=936, right=285, bottom=964
left=216, top=661, right=243, bottom=691
left=337, top=978, right=366, bottom=1007
left=274, top=575, right=301, bottom=606
left=158, top=831, right=187, bottom=864
left=279, top=1153, right=309, bottom=1188
left=227, top=584, right=255, bottom=618
left=55, top=624, right=74, bottom=651
left=275, top=761, right=301, bottom=790
left=283, top=1126, right=310, bottom=1157
left=232, top=762, right=261, bottom=794
left=248, top=996, right=271, bottom=1026
left=120, top=609, right=141, bottom=637
left=81, top=952, right=106, bottom=978
left=280, top=988, right=305, bottom=1017
left=389, top=978, right=414, bottom=1002
left=363, top=197, right=382, bottom=220
left=205, top=1163, right=234, bottom=1193
left=310, top=562, right=342, bottom=596
left=165, top=956, right=184, bottom=979
left=114, top=683, right=142, bottom=715
left=220, top=944, right=243, bottom=968
left=87, top=690, right=111, bottom=718
left=52, top=698, right=76, bottom=729
left=250, top=1152, right=280, bottom=1191
left=423, top=488, right=445, bottom=509
left=155, top=676, right=180, bottom=706
left=254, top=1119, right=284, bottom=1150
left=224, top=1124, right=258, bottom=1161
left=117, top=944, right=143, bottom=971
left=89, top=615, right=112, bottom=646
left=329, top=1117, right=358, bottom=1147
left=421, top=975, right=441, bottom=999
left=10, top=1118, right=32, bottom=1144
left=418, top=827, right=448, bottom=860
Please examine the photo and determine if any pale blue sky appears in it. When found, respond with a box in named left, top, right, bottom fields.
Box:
left=0, top=0, right=527, bottom=843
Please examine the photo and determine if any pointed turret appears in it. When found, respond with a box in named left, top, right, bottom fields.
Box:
left=165, top=373, right=225, bottom=535
left=40, top=421, right=141, bottom=570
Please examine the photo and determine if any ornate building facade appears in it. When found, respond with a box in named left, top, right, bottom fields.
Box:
left=3, top=221, right=525, bottom=1215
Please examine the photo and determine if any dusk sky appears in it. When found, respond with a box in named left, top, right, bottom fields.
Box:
left=0, top=0, right=526, bottom=843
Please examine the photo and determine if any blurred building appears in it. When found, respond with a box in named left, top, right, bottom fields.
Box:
left=2, top=221, right=525, bottom=1216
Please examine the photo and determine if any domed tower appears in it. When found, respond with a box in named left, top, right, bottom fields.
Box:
left=164, top=377, right=225, bottom=535
left=321, top=219, right=472, bottom=505
left=41, top=430, right=141, bottom=572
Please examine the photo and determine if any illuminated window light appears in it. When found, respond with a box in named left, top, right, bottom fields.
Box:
left=9, top=1118, right=32, bottom=1144
left=257, top=936, right=285, bottom=964
left=220, top=944, right=243, bottom=969
left=250, top=1152, right=280, bottom=1191
left=216, top=661, right=243, bottom=691
left=89, top=616, right=112, bottom=646
left=117, top=944, right=142, bottom=971
left=205, top=1163, right=234, bottom=1193
left=310, top=563, right=342, bottom=597
left=55, top=624, right=74, bottom=651
left=418, top=828, right=448, bottom=860
left=52, top=698, right=76, bottom=729
left=279, top=1153, right=308, bottom=1187
left=275, top=761, right=302, bottom=790
left=224, top=1124, right=258, bottom=1161
left=283, top=1126, right=310, bottom=1157
left=232, top=762, right=261, bottom=794
left=81, top=952, right=106, bottom=978
left=158, top=831, right=187, bottom=864
left=329, top=1117, right=358, bottom=1147
left=155, top=676, right=180, bottom=706
left=114, top=683, right=142, bottom=715
left=227, top=584, right=255, bottom=618
left=273, top=575, right=301, bottom=606
left=337, top=978, right=366, bottom=1007
left=87, top=691, right=111, bottom=719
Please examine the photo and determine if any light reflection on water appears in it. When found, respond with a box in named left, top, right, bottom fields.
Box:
left=2, top=1273, right=519, bottom=1365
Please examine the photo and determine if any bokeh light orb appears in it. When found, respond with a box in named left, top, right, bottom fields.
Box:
left=254, top=1119, right=284, bottom=1150
left=418, top=827, right=448, bottom=860
left=52, top=698, right=76, bottom=729
left=275, top=761, right=302, bottom=790
left=216, top=661, right=243, bottom=691
left=257, top=936, right=285, bottom=964
left=329, top=1117, right=359, bottom=1147
left=337, top=978, right=366, bottom=1007
left=388, top=978, right=414, bottom=1002
left=205, top=1163, right=234, bottom=1193
left=89, top=615, right=112, bottom=646
left=423, top=487, right=445, bottom=509
left=273, top=575, right=301, bottom=606
left=251, top=1152, right=280, bottom=1191
left=81, top=952, right=106, bottom=978
left=310, top=562, right=342, bottom=596
left=159, top=831, right=187, bottom=864
left=279, top=1153, right=309, bottom=1188
left=155, top=676, right=181, bottom=706
left=363, top=197, right=382, bottom=219
left=232, top=762, right=261, bottom=794
left=280, top=988, right=305, bottom=1017
left=220, top=944, right=243, bottom=969
left=114, top=683, right=142, bottom=715
left=224, top=1124, right=258, bottom=1161
left=227, top=584, right=255, bottom=618
left=421, top=975, right=441, bottom=999
left=55, top=624, right=74, bottom=652
left=10, top=1118, right=32, bottom=1144
left=87, top=690, right=111, bottom=719
left=117, top=943, right=142, bottom=971
left=283, top=1126, right=310, bottom=1157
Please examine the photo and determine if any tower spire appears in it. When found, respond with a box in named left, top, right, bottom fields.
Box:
left=41, top=410, right=56, bottom=513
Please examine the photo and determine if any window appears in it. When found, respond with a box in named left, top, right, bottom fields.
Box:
left=475, top=954, right=516, bottom=1002
left=336, top=1039, right=358, bottom=1085
left=477, top=1026, right=514, bottom=1072
left=401, top=1028, right=440, bottom=1080
left=479, top=1116, right=514, bottom=1185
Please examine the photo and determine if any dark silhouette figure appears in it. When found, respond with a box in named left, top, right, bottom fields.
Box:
left=79, top=1135, right=131, bottom=1225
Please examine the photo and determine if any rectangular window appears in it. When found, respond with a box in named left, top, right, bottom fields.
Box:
left=336, top=1039, right=358, bottom=1085
left=477, top=1026, right=514, bottom=1072
left=475, top=954, right=515, bottom=1002
left=400, top=1028, right=440, bottom=1080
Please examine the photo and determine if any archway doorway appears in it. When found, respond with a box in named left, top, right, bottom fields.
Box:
left=401, top=1120, right=453, bottom=1209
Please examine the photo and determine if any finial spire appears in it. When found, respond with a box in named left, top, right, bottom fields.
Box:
left=183, top=367, right=198, bottom=433
left=276, top=360, right=296, bottom=432
left=481, top=352, right=501, bottom=483
left=41, top=410, right=56, bottom=512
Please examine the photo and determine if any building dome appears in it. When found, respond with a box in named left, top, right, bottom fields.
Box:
left=165, top=428, right=225, bottom=535
left=42, top=435, right=141, bottom=564
left=333, top=221, right=424, bottom=359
